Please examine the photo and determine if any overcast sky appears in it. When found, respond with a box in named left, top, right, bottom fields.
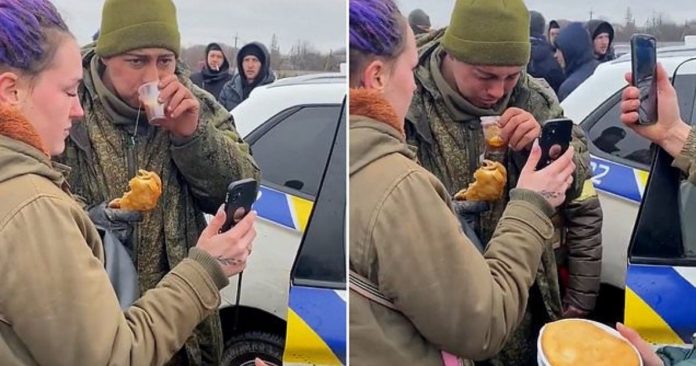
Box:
left=52, top=0, right=347, bottom=53
left=398, top=0, right=696, bottom=29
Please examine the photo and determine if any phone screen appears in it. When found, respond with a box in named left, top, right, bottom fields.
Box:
left=632, top=35, right=657, bottom=124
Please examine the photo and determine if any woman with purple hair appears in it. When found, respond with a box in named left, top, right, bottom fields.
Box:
left=348, top=0, right=578, bottom=364
left=0, top=1, right=257, bottom=364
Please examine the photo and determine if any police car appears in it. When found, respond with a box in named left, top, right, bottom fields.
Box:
left=562, top=39, right=696, bottom=345
left=216, top=73, right=346, bottom=365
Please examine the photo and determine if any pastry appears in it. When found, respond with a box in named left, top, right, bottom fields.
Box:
left=109, top=169, right=162, bottom=211
left=541, top=319, right=640, bottom=366
left=454, top=160, right=507, bottom=202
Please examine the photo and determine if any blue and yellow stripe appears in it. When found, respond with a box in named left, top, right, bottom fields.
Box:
left=590, top=156, right=648, bottom=202
left=253, top=186, right=314, bottom=232
left=283, top=286, right=347, bottom=365
left=625, top=264, right=696, bottom=344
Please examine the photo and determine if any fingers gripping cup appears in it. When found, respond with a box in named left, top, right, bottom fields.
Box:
left=138, top=81, right=166, bottom=125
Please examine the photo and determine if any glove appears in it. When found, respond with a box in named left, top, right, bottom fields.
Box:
left=452, top=200, right=490, bottom=253
left=87, top=202, right=142, bottom=250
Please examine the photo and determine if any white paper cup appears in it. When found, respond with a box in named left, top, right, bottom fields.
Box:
left=137, top=81, right=166, bottom=124
left=537, top=319, right=643, bottom=366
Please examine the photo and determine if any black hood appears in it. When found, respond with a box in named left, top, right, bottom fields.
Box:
left=556, top=22, right=596, bottom=76
left=201, top=42, right=231, bottom=80
left=529, top=11, right=546, bottom=37
left=236, top=42, right=272, bottom=87
left=586, top=20, right=615, bottom=44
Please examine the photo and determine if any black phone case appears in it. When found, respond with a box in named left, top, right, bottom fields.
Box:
left=536, top=119, right=573, bottom=170
left=631, top=34, right=658, bottom=125
left=221, top=178, right=259, bottom=232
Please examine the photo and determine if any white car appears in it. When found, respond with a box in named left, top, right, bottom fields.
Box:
left=216, top=73, right=347, bottom=366
left=561, top=39, right=696, bottom=337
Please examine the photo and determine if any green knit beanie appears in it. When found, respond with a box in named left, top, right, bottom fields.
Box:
left=442, top=0, right=530, bottom=66
left=96, top=0, right=181, bottom=58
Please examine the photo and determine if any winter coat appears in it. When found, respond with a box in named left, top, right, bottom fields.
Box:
left=219, top=42, right=276, bottom=111
left=556, top=22, right=601, bottom=101
left=190, top=43, right=233, bottom=101
left=54, top=44, right=260, bottom=365
left=0, top=106, right=229, bottom=366
left=528, top=35, right=565, bottom=94
left=405, top=29, right=603, bottom=365
left=349, top=88, right=555, bottom=366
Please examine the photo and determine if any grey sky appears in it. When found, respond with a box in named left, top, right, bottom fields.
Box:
left=397, top=0, right=696, bottom=29
left=51, top=0, right=347, bottom=53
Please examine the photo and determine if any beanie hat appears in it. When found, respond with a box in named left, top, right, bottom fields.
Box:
left=443, top=0, right=530, bottom=66
left=529, top=11, right=546, bottom=37
left=239, top=44, right=266, bottom=65
left=96, top=0, right=181, bottom=57
left=549, top=20, right=560, bottom=30
left=408, top=9, right=431, bottom=33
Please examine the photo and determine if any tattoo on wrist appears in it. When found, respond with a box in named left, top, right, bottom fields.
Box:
left=539, top=190, right=560, bottom=199
left=216, top=256, right=242, bottom=266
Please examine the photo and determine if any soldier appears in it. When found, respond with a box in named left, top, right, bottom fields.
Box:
left=55, top=0, right=260, bottom=364
left=404, top=0, right=603, bottom=364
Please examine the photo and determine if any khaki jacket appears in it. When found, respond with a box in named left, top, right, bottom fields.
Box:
left=349, top=89, right=555, bottom=366
left=0, top=107, right=228, bottom=366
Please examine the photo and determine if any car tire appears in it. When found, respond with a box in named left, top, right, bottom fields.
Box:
left=221, top=331, right=284, bottom=366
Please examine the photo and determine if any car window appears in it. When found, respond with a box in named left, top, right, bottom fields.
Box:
left=250, top=105, right=340, bottom=198
left=586, top=91, right=653, bottom=169
left=292, top=99, right=346, bottom=289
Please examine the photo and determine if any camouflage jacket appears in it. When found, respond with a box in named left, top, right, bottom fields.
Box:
left=405, top=30, right=603, bottom=365
left=56, top=45, right=260, bottom=366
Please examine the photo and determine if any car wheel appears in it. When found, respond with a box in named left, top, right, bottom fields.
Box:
left=221, top=331, right=284, bottom=366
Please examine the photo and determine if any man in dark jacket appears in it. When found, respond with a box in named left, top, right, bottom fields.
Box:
left=586, top=19, right=616, bottom=62
left=219, top=42, right=276, bottom=111
left=190, top=42, right=233, bottom=102
left=548, top=20, right=560, bottom=47
left=556, top=22, right=601, bottom=101
left=528, top=10, right=565, bottom=94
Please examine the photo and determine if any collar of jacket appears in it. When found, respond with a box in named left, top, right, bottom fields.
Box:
left=0, top=105, right=48, bottom=157
left=0, top=105, right=70, bottom=189
left=349, top=88, right=404, bottom=139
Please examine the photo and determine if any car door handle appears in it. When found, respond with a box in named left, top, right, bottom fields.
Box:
left=285, top=180, right=304, bottom=191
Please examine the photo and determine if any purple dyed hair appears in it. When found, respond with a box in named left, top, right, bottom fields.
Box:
left=349, top=0, right=407, bottom=86
left=350, top=0, right=402, bottom=56
left=0, top=0, right=70, bottom=76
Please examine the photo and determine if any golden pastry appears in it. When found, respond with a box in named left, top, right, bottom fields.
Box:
left=109, top=169, right=162, bottom=211
left=541, top=319, right=640, bottom=366
left=487, top=135, right=506, bottom=148
left=454, top=160, right=507, bottom=202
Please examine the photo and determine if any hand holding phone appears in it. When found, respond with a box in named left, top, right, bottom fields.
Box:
left=630, top=34, right=658, bottom=125
left=221, top=178, right=259, bottom=233
left=535, top=118, right=573, bottom=170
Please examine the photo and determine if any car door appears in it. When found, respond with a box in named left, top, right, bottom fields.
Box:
left=224, top=104, right=343, bottom=317
left=282, top=98, right=346, bottom=366
left=623, top=59, right=696, bottom=346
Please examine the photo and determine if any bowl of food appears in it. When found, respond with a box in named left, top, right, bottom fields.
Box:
left=537, top=318, right=643, bottom=366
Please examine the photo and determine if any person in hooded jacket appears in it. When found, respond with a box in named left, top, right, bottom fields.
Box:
left=190, top=43, right=233, bottom=102
left=586, top=19, right=616, bottom=63
left=528, top=10, right=565, bottom=94
left=555, top=22, right=601, bottom=101
left=219, top=42, right=276, bottom=111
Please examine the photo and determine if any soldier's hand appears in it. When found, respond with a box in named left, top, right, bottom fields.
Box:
left=517, top=140, right=575, bottom=208
left=196, top=205, right=257, bottom=277
left=153, top=75, right=200, bottom=138
left=500, top=107, right=541, bottom=151
left=616, top=323, right=664, bottom=366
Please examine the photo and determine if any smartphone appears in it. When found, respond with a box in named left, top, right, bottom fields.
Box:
left=221, top=178, right=259, bottom=232
left=630, top=34, right=658, bottom=125
left=536, top=118, right=573, bottom=170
